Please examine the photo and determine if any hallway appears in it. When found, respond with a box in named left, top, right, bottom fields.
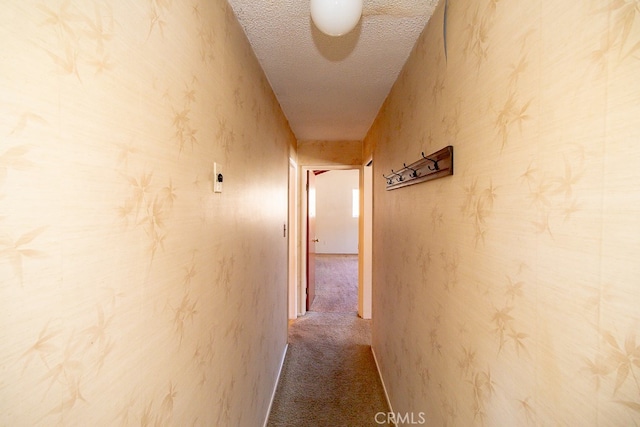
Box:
left=3, top=1, right=639, bottom=425
left=267, top=255, right=389, bottom=426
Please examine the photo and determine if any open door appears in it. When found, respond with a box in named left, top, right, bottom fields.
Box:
left=306, top=170, right=317, bottom=311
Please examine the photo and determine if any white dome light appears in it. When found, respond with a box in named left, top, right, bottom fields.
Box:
left=310, top=0, right=363, bottom=37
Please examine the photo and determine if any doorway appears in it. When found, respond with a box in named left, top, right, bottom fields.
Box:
left=296, top=165, right=371, bottom=319
left=306, top=169, right=359, bottom=312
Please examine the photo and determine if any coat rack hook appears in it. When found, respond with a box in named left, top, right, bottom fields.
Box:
left=391, top=169, right=404, bottom=182
left=382, top=173, right=394, bottom=185
left=404, top=163, right=418, bottom=178
left=421, top=152, right=440, bottom=171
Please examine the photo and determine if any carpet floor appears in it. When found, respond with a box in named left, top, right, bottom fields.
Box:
left=267, top=255, right=390, bottom=427
left=310, top=254, right=359, bottom=313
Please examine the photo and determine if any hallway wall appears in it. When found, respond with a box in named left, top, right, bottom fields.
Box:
left=298, top=140, right=363, bottom=166
left=0, top=1, right=294, bottom=425
left=367, top=0, right=640, bottom=425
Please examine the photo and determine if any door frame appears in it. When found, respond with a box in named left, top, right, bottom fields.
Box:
left=359, top=157, right=373, bottom=319
left=295, top=164, right=370, bottom=318
left=305, top=169, right=317, bottom=311
left=288, top=158, right=298, bottom=320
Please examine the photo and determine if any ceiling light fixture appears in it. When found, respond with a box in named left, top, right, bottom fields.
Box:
left=310, top=0, right=363, bottom=37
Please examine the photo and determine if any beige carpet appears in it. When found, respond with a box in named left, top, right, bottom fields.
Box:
left=267, top=255, right=390, bottom=427
left=310, top=254, right=358, bottom=313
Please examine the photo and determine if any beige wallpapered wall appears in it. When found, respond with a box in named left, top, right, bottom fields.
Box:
left=368, top=0, right=640, bottom=425
left=0, top=1, right=294, bottom=425
left=297, top=140, right=363, bottom=166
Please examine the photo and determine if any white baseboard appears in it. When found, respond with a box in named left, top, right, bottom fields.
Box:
left=263, top=344, right=288, bottom=427
left=371, top=347, right=396, bottom=427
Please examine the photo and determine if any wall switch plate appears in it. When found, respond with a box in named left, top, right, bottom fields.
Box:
left=214, top=162, right=223, bottom=193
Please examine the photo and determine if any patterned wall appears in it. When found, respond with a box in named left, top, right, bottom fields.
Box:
left=0, top=1, right=293, bottom=425
left=368, top=0, right=640, bottom=425
left=297, top=140, right=363, bottom=166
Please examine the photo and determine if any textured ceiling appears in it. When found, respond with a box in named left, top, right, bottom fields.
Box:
left=227, top=0, right=439, bottom=141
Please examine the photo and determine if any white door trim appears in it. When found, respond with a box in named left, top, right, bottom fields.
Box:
left=359, top=157, right=373, bottom=319
left=288, top=158, right=298, bottom=320
left=296, top=164, right=368, bottom=318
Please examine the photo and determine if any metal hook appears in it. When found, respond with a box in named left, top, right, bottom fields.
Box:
left=404, top=163, right=418, bottom=178
left=421, top=152, right=440, bottom=171
left=391, top=169, right=404, bottom=182
left=382, top=173, right=394, bottom=185
left=383, top=170, right=403, bottom=185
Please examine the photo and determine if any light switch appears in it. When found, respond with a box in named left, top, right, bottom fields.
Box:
left=214, top=162, right=223, bottom=193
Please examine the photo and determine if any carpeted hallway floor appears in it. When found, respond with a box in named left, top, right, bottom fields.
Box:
left=267, top=255, right=390, bottom=427
left=309, top=254, right=359, bottom=313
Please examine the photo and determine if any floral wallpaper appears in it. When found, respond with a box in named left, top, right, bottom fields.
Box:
left=0, top=0, right=293, bottom=425
left=368, top=0, right=640, bottom=425
left=297, top=140, right=363, bottom=166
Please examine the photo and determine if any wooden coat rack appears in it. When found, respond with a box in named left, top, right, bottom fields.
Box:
left=383, top=146, right=453, bottom=190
